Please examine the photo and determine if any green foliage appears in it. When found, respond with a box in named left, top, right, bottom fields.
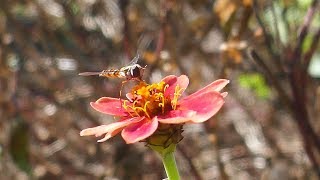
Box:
left=263, top=1, right=289, bottom=45
left=302, top=34, right=313, bottom=53
left=9, top=118, right=32, bottom=175
left=262, top=0, right=320, bottom=47
left=70, top=2, right=80, bottom=15
left=297, top=0, right=313, bottom=9
left=238, top=73, right=271, bottom=99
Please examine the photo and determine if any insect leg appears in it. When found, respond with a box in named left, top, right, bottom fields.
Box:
left=119, top=80, right=129, bottom=110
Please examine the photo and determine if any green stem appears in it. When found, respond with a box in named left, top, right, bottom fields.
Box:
left=161, top=150, right=180, bottom=180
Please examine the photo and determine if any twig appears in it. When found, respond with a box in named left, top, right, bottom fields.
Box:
left=271, top=2, right=282, bottom=51
left=289, top=91, right=320, bottom=175
left=252, top=0, right=284, bottom=73
left=281, top=0, right=320, bottom=174
left=289, top=0, right=320, bottom=152
left=250, top=49, right=320, bottom=171
left=248, top=49, right=291, bottom=107
left=281, top=7, right=291, bottom=42
left=295, top=0, right=319, bottom=60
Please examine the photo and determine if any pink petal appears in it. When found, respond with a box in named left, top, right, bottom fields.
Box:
left=90, top=97, right=131, bottom=117
left=80, top=125, right=110, bottom=137
left=121, top=117, right=158, bottom=144
left=178, top=91, right=225, bottom=123
left=80, top=117, right=144, bottom=142
left=162, top=75, right=189, bottom=99
left=187, top=79, right=229, bottom=98
left=156, top=110, right=196, bottom=124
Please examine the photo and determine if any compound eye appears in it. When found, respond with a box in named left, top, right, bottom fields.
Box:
left=131, top=66, right=141, bottom=78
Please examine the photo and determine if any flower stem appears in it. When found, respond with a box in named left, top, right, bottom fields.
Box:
left=161, top=150, right=180, bottom=180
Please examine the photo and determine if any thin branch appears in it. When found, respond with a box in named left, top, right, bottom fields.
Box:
left=252, top=0, right=284, bottom=73
left=291, top=0, right=319, bottom=66
left=288, top=0, right=320, bottom=156
left=271, top=2, right=282, bottom=51
left=250, top=48, right=320, bottom=166
left=248, top=49, right=291, bottom=107
left=289, top=90, right=320, bottom=175
left=281, top=7, right=291, bottom=44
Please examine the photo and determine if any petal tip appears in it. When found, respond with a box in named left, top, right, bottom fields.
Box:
left=97, top=137, right=109, bottom=143
left=179, top=74, right=188, bottom=79
left=79, top=131, right=85, bottom=136
left=217, top=79, right=230, bottom=88
left=221, top=92, right=228, bottom=98
left=80, top=130, right=89, bottom=136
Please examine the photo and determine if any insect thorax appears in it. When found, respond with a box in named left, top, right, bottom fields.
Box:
left=124, top=64, right=143, bottom=80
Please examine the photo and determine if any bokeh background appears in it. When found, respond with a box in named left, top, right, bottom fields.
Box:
left=0, top=0, right=320, bottom=179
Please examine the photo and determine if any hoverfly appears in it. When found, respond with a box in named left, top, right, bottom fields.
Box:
left=79, top=55, right=146, bottom=98
left=79, top=54, right=145, bottom=81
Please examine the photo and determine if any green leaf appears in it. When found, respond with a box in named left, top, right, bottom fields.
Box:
left=297, top=0, right=312, bottom=9
left=238, top=73, right=271, bottom=99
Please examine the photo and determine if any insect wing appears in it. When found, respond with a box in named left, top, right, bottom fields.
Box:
left=126, top=54, right=140, bottom=66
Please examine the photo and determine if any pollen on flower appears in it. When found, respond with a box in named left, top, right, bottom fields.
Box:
left=171, top=85, right=185, bottom=110
left=122, top=81, right=184, bottom=119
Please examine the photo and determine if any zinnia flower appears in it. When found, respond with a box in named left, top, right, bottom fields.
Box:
left=80, top=75, right=229, bottom=146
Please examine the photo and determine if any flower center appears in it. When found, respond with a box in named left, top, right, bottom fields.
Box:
left=122, top=81, right=183, bottom=118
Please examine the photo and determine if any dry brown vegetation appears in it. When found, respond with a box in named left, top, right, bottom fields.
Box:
left=0, top=0, right=319, bottom=179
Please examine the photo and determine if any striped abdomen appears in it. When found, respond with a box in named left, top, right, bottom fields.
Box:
left=99, top=69, right=125, bottom=78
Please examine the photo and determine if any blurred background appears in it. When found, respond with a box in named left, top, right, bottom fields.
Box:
left=0, top=0, right=319, bottom=179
